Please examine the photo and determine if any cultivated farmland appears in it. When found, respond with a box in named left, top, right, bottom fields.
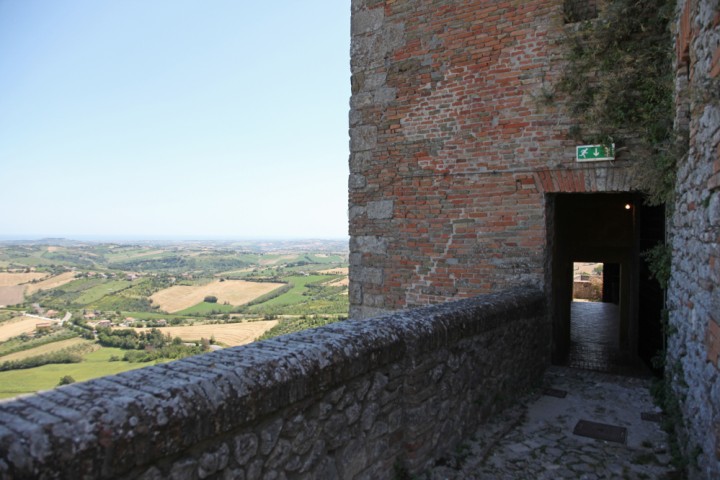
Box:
left=318, top=267, right=349, bottom=275
left=0, top=316, right=51, bottom=342
left=0, top=338, right=92, bottom=362
left=25, top=272, right=78, bottom=295
left=150, top=280, right=285, bottom=313
left=134, top=321, right=279, bottom=346
left=0, top=272, right=48, bottom=286
left=0, top=239, right=348, bottom=400
left=0, top=286, right=25, bottom=306
left=0, top=347, right=150, bottom=399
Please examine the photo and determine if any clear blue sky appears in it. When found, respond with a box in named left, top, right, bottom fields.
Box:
left=0, top=0, right=350, bottom=240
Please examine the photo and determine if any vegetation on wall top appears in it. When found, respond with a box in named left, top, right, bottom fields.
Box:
left=560, top=0, right=679, bottom=206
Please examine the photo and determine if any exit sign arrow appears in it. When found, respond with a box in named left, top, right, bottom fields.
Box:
left=576, top=144, right=615, bottom=162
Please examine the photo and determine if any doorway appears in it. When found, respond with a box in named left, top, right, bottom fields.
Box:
left=548, top=193, right=664, bottom=374
left=568, top=261, right=623, bottom=371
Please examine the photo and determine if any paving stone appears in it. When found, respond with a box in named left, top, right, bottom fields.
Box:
left=423, top=366, right=676, bottom=479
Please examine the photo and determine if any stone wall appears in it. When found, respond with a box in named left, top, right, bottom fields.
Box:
left=668, top=0, right=720, bottom=477
left=348, top=0, right=642, bottom=318
left=0, top=286, right=548, bottom=480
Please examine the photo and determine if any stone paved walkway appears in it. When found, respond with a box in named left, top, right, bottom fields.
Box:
left=426, top=367, right=680, bottom=479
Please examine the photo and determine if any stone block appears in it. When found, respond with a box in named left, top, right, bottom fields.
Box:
left=350, top=151, right=372, bottom=173
left=349, top=125, right=377, bottom=152
left=234, top=433, right=258, bottom=465
left=349, top=282, right=363, bottom=304
left=349, top=174, right=367, bottom=189
left=352, top=235, right=388, bottom=254
left=367, top=200, right=394, bottom=219
left=349, top=205, right=366, bottom=220
left=351, top=8, right=384, bottom=36
left=358, top=266, right=384, bottom=285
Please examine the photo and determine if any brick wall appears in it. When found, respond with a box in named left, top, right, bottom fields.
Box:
left=667, top=0, right=720, bottom=477
left=349, top=0, right=642, bottom=318
left=0, top=286, right=547, bottom=479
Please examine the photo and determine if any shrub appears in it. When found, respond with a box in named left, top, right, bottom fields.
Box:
left=204, top=295, right=218, bottom=303
left=58, top=375, right=75, bottom=386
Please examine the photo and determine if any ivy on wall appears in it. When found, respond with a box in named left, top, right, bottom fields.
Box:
left=559, top=0, right=679, bottom=206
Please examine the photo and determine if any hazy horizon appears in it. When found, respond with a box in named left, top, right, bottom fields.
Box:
left=0, top=234, right=349, bottom=242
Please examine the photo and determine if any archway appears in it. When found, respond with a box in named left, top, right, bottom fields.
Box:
left=548, top=193, right=664, bottom=374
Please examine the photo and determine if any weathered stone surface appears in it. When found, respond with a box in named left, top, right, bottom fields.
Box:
left=349, top=125, right=377, bottom=152
left=351, top=235, right=388, bottom=254
left=234, top=433, right=258, bottom=466
left=668, top=2, right=720, bottom=477
left=366, top=200, right=393, bottom=219
left=349, top=173, right=367, bottom=189
left=351, top=7, right=384, bottom=36
left=0, top=287, right=547, bottom=480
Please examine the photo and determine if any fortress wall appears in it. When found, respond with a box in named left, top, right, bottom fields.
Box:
left=348, top=0, right=640, bottom=318
left=668, top=0, right=720, bottom=477
left=0, top=286, right=547, bottom=479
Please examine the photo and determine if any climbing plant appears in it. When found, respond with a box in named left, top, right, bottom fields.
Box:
left=559, top=0, right=679, bottom=206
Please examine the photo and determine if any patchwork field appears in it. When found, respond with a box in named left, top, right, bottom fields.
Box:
left=259, top=254, right=297, bottom=266
left=318, top=267, right=348, bottom=275
left=0, top=338, right=93, bottom=362
left=25, top=272, right=78, bottom=295
left=0, top=347, right=150, bottom=399
left=150, top=280, right=285, bottom=313
left=107, top=249, right=165, bottom=262
left=0, top=272, right=48, bottom=286
left=326, top=277, right=349, bottom=287
left=73, top=280, right=133, bottom=304
left=0, top=286, right=25, bottom=306
left=134, top=321, right=278, bottom=346
left=0, top=316, right=50, bottom=342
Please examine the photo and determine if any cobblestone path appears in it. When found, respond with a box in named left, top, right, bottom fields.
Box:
left=426, top=367, right=680, bottom=479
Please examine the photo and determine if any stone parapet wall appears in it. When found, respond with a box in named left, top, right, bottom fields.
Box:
left=668, top=0, right=720, bottom=477
left=0, top=286, right=548, bottom=480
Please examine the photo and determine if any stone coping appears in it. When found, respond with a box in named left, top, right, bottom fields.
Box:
left=0, top=285, right=544, bottom=478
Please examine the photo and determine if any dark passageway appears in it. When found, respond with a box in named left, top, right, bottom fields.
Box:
left=550, top=193, right=664, bottom=375
left=566, top=301, right=650, bottom=375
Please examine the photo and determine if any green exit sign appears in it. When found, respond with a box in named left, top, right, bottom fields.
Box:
left=576, top=144, right=615, bottom=162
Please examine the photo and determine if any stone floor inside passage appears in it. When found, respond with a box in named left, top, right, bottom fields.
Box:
left=426, top=301, right=679, bottom=479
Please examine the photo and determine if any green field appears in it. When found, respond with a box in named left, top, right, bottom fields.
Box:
left=258, top=315, right=341, bottom=340
left=0, top=330, right=79, bottom=357
left=104, top=248, right=165, bottom=262
left=248, top=275, right=326, bottom=308
left=56, top=277, right=105, bottom=293
left=177, top=301, right=236, bottom=315
left=245, top=274, right=348, bottom=316
left=121, top=311, right=191, bottom=320
left=74, top=280, right=133, bottom=304
left=0, top=347, right=153, bottom=399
